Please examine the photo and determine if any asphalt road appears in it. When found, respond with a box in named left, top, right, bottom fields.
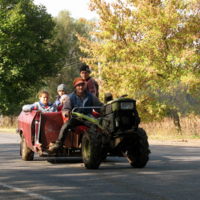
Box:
left=0, top=132, right=200, bottom=200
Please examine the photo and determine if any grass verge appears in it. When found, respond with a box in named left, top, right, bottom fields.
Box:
left=1, top=115, right=200, bottom=140
left=0, top=128, right=17, bottom=133
left=140, top=116, right=200, bottom=140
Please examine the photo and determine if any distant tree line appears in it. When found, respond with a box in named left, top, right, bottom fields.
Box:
left=1, top=0, right=200, bottom=133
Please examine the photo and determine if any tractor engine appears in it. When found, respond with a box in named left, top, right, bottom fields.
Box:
left=100, top=93, right=140, bottom=134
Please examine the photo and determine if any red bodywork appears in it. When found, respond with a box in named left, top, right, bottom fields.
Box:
left=18, top=111, right=90, bottom=153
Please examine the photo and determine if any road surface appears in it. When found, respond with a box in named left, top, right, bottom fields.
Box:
left=0, top=132, right=200, bottom=200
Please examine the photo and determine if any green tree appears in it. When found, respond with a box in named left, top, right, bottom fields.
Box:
left=44, top=10, right=93, bottom=102
left=0, top=0, right=63, bottom=115
left=78, top=0, right=200, bottom=132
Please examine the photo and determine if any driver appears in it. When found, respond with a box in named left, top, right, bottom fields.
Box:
left=49, top=77, right=103, bottom=152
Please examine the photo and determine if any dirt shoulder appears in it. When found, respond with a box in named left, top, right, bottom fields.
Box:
left=149, top=138, right=200, bottom=147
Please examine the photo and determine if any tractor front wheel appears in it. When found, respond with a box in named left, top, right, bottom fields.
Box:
left=82, top=129, right=102, bottom=169
left=128, top=128, right=150, bottom=168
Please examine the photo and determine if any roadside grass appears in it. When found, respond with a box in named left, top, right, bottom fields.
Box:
left=1, top=115, right=200, bottom=140
left=0, top=116, right=18, bottom=133
left=0, top=128, right=17, bottom=133
left=140, top=116, right=200, bottom=140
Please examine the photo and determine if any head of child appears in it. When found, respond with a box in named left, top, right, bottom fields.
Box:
left=57, top=84, right=67, bottom=97
left=39, top=91, right=49, bottom=106
left=60, top=94, right=68, bottom=105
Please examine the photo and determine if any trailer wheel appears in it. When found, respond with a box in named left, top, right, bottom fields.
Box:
left=20, top=135, right=22, bottom=156
left=128, top=128, right=150, bottom=168
left=21, top=134, right=34, bottom=161
left=82, top=128, right=102, bottom=169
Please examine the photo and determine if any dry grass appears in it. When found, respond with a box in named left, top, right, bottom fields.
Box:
left=0, top=116, right=18, bottom=133
left=140, top=115, right=200, bottom=139
left=1, top=115, right=200, bottom=139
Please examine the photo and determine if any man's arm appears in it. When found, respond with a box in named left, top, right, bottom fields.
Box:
left=92, top=94, right=103, bottom=112
left=62, top=96, right=72, bottom=117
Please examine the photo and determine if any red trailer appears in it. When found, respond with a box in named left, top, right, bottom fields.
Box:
left=17, top=110, right=89, bottom=160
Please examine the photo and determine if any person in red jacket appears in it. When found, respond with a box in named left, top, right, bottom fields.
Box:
left=80, top=64, right=99, bottom=98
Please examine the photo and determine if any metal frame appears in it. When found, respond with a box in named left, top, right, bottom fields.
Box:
left=72, top=106, right=102, bottom=113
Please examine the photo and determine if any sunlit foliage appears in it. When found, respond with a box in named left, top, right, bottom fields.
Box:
left=78, top=0, right=200, bottom=122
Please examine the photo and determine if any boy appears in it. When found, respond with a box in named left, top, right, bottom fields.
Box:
left=80, top=64, right=99, bottom=98
left=54, top=84, right=68, bottom=106
left=22, top=91, right=57, bottom=113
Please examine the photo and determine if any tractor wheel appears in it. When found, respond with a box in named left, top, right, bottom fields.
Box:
left=128, top=128, right=150, bottom=168
left=21, top=134, right=34, bottom=161
left=82, top=129, right=102, bottom=169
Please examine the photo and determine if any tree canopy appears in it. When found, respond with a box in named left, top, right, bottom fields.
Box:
left=44, top=10, right=94, bottom=102
left=0, top=0, right=63, bottom=115
left=78, top=0, right=200, bottom=122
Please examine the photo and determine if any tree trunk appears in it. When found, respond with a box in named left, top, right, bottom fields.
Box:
left=170, top=109, right=182, bottom=134
left=0, top=114, right=3, bottom=126
left=10, top=115, right=14, bottom=126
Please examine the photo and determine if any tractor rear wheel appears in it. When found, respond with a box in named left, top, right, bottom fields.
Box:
left=128, top=128, right=150, bottom=168
left=21, top=134, right=34, bottom=161
left=82, top=128, right=102, bottom=169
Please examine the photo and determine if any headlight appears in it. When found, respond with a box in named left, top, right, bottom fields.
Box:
left=120, top=102, right=134, bottom=109
left=112, top=102, right=118, bottom=112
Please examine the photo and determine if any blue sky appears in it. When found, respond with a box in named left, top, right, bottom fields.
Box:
left=33, top=0, right=113, bottom=20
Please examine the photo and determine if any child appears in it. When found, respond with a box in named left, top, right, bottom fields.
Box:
left=22, top=91, right=57, bottom=113
left=57, top=94, right=68, bottom=111
left=54, top=84, right=68, bottom=106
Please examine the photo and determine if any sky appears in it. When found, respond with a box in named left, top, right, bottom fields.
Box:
left=33, top=0, right=112, bottom=20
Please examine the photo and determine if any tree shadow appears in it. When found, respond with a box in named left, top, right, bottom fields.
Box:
left=1, top=143, right=200, bottom=199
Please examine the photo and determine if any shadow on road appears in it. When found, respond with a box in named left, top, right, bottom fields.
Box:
left=1, top=143, right=200, bottom=200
